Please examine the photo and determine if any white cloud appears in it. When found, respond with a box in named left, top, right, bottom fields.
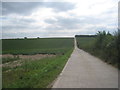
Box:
left=2, top=0, right=119, bottom=38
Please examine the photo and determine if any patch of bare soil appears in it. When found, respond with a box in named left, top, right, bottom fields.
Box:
left=2, top=54, right=56, bottom=60
left=3, top=60, right=22, bottom=68
left=2, top=54, right=56, bottom=72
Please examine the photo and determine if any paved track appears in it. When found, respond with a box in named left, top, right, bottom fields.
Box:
left=52, top=38, right=118, bottom=88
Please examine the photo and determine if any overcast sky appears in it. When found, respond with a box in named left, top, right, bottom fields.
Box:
left=1, top=0, right=119, bottom=39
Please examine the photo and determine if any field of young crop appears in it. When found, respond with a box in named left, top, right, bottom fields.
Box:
left=2, top=38, right=74, bottom=55
left=2, top=38, right=74, bottom=88
left=76, top=37, right=96, bottom=52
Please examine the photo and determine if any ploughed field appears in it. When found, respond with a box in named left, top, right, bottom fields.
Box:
left=2, top=38, right=74, bottom=88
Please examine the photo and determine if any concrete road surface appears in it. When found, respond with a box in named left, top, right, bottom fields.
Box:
left=52, top=38, right=118, bottom=88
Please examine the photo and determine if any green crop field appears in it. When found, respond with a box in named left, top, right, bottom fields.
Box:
left=2, top=38, right=74, bottom=88
left=76, top=37, right=96, bottom=52
left=2, top=38, right=74, bottom=55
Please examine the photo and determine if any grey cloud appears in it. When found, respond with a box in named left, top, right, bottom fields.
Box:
left=2, top=30, right=74, bottom=39
left=2, top=25, right=28, bottom=31
left=20, top=18, right=35, bottom=23
left=44, top=15, right=117, bottom=31
left=45, top=17, right=81, bottom=30
left=2, top=2, right=75, bottom=15
left=2, top=1, right=117, bottom=39
left=2, top=24, right=40, bottom=32
left=84, top=26, right=117, bottom=35
left=0, top=2, right=2, bottom=16
left=45, top=2, right=75, bottom=12
left=2, top=2, right=41, bottom=15
left=9, top=18, right=35, bottom=25
left=2, top=16, right=36, bottom=31
left=2, top=31, right=43, bottom=39
left=119, top=1, right=120, bottom=29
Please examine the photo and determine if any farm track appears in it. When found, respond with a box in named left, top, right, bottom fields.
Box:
left=52, top=38, right=118, bottom=88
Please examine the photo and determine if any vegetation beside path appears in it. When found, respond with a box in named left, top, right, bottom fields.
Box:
left=3, top=49, right=73, bottom=88
left=76, top=31, right=119, bottom=69
left=2, top=38, right=74, bottom=88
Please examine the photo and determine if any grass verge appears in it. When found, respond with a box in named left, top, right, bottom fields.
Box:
left=2, top=49, right=73, bottom=88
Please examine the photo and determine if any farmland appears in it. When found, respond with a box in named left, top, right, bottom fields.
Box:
left=2, top=38, right=74, bottom=88
left=76, top=36, right=96, bottom=53
left=2, top=38, right=74, bottom=55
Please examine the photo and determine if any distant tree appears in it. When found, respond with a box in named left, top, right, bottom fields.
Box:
left=95, top=31, right=114, bottom=49
left=107, top=31, right=112, bottom=36
left=24, top=37, right=27, bottom=39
